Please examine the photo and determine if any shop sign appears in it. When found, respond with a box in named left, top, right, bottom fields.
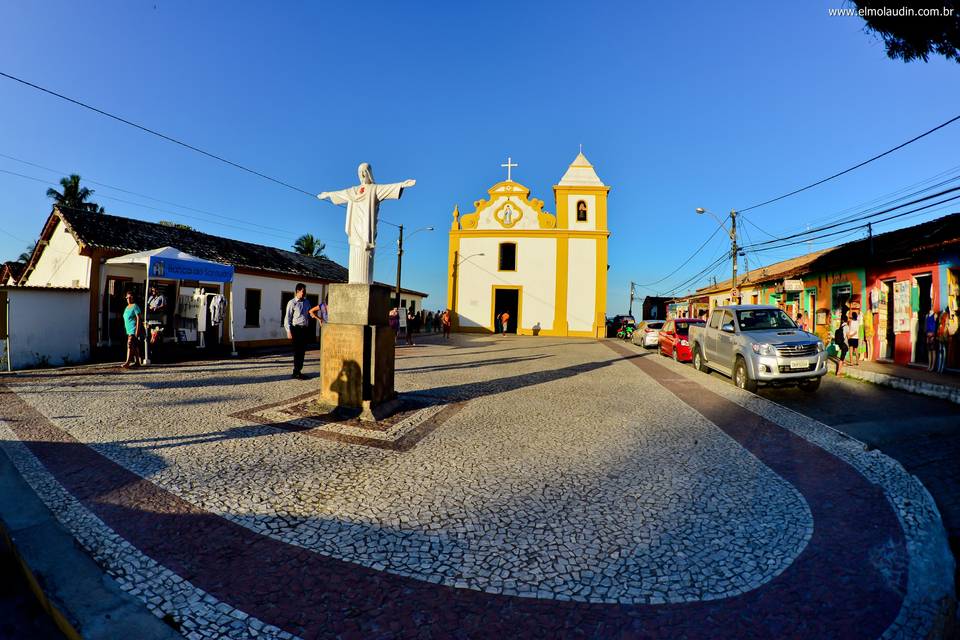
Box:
left=783, top=279, right=804, bottom=292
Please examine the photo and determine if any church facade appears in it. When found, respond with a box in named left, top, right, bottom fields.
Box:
left=447, top=152, right=610, bottom=337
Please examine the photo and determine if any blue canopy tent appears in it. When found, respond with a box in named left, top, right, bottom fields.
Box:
left=106, top=247, right=235, bottom=364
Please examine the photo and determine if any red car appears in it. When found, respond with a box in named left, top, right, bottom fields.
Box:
left=659, top=318, right=706, bottom=362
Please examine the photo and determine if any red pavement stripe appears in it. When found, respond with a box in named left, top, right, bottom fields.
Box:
left=1, top=361, right=906, bottom=640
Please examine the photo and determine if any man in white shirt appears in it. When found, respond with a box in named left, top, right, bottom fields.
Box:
left=284, top=283, right=312, bottom=379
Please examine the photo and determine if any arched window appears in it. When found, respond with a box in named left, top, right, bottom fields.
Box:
left=576, top=200, right=588, bottom=222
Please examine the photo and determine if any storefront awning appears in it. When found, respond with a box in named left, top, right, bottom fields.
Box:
left=106, top=246, right=233, bottom=283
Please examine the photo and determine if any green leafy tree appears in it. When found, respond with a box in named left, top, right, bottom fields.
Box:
left=852, top=0, right=960, bottom=63
left=46, top=174, right=104, bottom=213
left=293, top=233, right=327, bottom=258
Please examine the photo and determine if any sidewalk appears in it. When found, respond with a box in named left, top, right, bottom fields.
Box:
left=841, top=359, right=960, bottom=405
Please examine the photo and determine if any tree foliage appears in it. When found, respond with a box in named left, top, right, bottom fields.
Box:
left=853, top=1, right=960, bottom=63
left=158, top=220, right=195, bottom=230
left=293, top=233, right=327, bottom=258
left=46, top=174, right=105, bottom=213
left=17, top=244, right=35, bottom=263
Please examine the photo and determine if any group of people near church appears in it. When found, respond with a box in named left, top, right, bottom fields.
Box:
left=388, top=307, right=453, bottom=345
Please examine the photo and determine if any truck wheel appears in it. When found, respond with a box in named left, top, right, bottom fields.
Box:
left=693, top=347, right=709, bottom=373
left=734, top=357, right=758, bottom=393
left=798, top=377, right=821, bottom=392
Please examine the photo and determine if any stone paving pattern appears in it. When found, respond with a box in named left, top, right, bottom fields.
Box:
left=0, top=335, right=953, bottom=639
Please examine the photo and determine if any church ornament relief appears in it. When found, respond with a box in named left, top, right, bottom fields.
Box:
left=456, top=181, right=557, bottom=231
left=494, top=201, right=523, bottom=228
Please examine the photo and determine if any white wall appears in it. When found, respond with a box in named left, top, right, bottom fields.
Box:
left=567, top=238, right=597, bottom=331
left=456, top=237, right=557, bottom=331
left=234, top=273, right=328, bottom=342
left=2, top=288, right=90, bottom=370
left=23, top=221, right=91, bottom=287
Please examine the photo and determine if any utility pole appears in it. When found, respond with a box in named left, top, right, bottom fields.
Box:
left=730, top=209, right=738, bottom=303
left=394, top=224, right=404, bottom=309
left=628, top=281, right=636, bottom=317
left=867, top=222, right=874, bottom=257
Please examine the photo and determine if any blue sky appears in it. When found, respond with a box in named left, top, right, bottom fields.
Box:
left=2, top=1, right=959, bottom=313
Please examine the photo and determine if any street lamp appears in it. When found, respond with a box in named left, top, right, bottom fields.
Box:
left=450, top=251, right=484, bottom=323
left=696, top=207, right=739, bottom=303
left=395, top=225, right=434, bottom=310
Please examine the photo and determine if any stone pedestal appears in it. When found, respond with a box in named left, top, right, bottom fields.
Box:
left=319, top=283, right=399, bottom=421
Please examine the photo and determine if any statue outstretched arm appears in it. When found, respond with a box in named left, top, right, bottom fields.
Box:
left=401, top=179, right=416, bottom=188
left=318, top=188, right=352, bottom=206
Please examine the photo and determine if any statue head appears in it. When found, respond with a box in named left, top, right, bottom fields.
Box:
left=358, top=163, right=374, bottom=185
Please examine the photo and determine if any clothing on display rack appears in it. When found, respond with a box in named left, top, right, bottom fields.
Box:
left=210, top=294, right=227, bottom=326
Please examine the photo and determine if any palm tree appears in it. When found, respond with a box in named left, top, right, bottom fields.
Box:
left=46, top=174, right=104, bottom=213
left=17, top=243, right=35, bottom=263
left=293, top=233, right=327, bottom=258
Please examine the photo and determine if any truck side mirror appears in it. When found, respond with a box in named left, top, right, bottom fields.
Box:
left=721, top=322, right=735, bottom=333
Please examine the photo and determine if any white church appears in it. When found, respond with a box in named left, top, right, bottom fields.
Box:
left=447, top=152, right=610, bottom=337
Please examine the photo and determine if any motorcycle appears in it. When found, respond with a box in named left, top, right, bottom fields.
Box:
left=617, top=324, right=636, bottom=340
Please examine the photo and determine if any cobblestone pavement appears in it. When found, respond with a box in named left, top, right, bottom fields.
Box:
left=759, top=369, right=960, bottom=597
left=0, top=335, right=953, bottom=639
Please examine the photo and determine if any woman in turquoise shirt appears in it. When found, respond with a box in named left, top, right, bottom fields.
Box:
left=122, top=291, right=142, bottom=369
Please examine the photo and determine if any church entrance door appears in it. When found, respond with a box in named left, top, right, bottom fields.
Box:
left=493, top=287, right=520, bottom=334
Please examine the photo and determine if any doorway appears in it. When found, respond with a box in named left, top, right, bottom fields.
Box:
left=493, top=288, right=519, bottom=334
left=914, top=274, right=932, bottom=363
left=882, top=280, right=895, bottom=360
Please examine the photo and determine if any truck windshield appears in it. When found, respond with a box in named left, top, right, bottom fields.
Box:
left=735, top=309, right=798, bottom=331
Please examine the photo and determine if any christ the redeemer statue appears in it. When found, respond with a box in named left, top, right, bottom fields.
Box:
left=317, top=163, right=416, bottom=285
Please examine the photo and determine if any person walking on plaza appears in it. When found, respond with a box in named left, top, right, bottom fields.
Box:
left=389, top=307, right=400, bottom=341
left=406, top=308, right=416, bottom=345
left=309, top=296, right=328, bottom=357
left=441, top=308, right=452, bottom=340
left=284, top=283, right=312, bottom=379
left=121, top=290, right=142, bottom=369
left=833, top=317, right=849, bottom=376
left=925, top=308, right=938, bottom=371
left=846, top=311, right=861, bottom=366
left=936, top=308, right=950, bottom=374
left=499, top=310, right=510, bottom=336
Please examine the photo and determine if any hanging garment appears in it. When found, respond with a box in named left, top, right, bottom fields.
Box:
left=209, top=294, right=227, bottom=326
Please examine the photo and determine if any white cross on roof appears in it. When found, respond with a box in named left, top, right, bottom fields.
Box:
left=500, top=156, right=518, bottom=182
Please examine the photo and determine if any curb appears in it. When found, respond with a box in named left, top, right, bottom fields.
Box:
left=841, top=367, right=960, bottom=405
left=0, top=447, right=181, bottom=640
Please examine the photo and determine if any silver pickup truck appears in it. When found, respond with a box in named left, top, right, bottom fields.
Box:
left=688, top=305, right=827, bottom=392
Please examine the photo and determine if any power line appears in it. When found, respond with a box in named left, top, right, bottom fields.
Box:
left=747, top=192, right=960, bottom=254
left=742, top=184, right=960, bottom=250
left=660, top=252, right=730, bottom=298
left=0, top=70, right=317, bottom=198
left=0, top=152, right=342, bottom=242
left=738, top=112, right=960, bottom=213
left=0, top=167, right=349, bottom=250
left=634, top=222, right=725, bottom=288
